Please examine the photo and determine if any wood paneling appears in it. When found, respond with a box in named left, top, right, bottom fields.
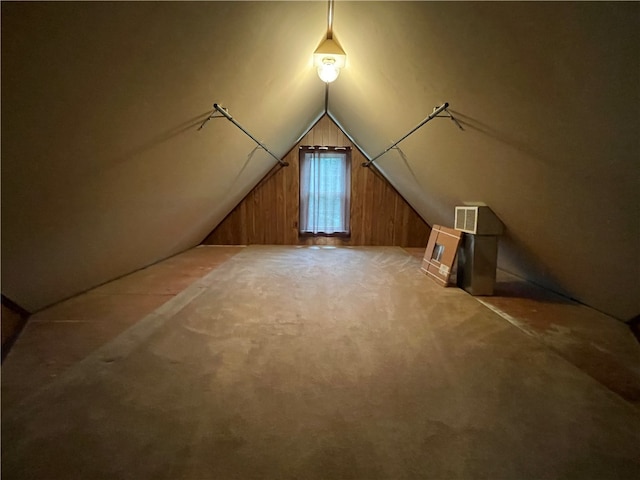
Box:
left=203, top=115, right=431, bottom=247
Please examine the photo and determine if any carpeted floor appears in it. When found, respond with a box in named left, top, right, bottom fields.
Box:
left=2, top=246, right=639, bottom=479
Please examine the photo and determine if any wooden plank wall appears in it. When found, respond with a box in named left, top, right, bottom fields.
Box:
left=203, top=115, right=430, bottom=247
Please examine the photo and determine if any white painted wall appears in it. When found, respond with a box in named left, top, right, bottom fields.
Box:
left=330, top=2, right=640, bottom=320
left=1, top=2, right=326, bottom=311
left=2, top=2, right=638, bottom=320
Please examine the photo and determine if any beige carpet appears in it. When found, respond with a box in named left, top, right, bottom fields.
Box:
left=3, top=246, right=639, bottom=479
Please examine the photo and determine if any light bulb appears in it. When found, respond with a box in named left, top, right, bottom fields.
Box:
left=317, top=58, right=340, bottom=83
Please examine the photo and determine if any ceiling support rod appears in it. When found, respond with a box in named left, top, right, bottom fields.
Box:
left=200, top=103, right=288, bottom=167
left=363, top=102, right=451, bottom=167
left=213, top=104, right=288, bottom=167
left=327, top=0, right=334, bottom=39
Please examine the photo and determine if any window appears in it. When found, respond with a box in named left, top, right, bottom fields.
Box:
left=299, top=147, right=351, bottom=235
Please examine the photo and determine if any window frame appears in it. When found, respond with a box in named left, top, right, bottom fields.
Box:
left=298, top=146, right=352, bottom=237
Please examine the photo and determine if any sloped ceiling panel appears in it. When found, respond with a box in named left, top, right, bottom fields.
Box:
left=328, top=2, right=639, bottom=320
left=1, top=2, right=326, bottom=312
left=2, top=2, right=638, bottom=321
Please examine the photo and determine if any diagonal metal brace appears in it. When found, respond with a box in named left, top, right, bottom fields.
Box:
left=363, top=102, right=460, bottom=167
left=199, top=103, right=289, bottom=167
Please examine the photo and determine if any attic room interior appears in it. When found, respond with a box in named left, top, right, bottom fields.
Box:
left=1, top=1, right=639, bottom=478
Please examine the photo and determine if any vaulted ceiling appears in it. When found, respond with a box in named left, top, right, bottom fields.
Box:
left=2, top=2, right=638, bottom=320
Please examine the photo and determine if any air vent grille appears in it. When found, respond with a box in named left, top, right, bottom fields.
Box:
left=465, top=209, right=477, bottom=232
left=454, top=206, right=478, bottom=234
left=454, top=205, right=504, bottom=235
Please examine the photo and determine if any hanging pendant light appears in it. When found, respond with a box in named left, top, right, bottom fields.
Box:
left=317, top=58, right=339, bottom=83
left=313, top=0, right=346, bottom=83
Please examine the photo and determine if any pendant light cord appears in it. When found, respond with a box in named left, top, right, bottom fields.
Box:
left=324, top=0, right=334, bottom=113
